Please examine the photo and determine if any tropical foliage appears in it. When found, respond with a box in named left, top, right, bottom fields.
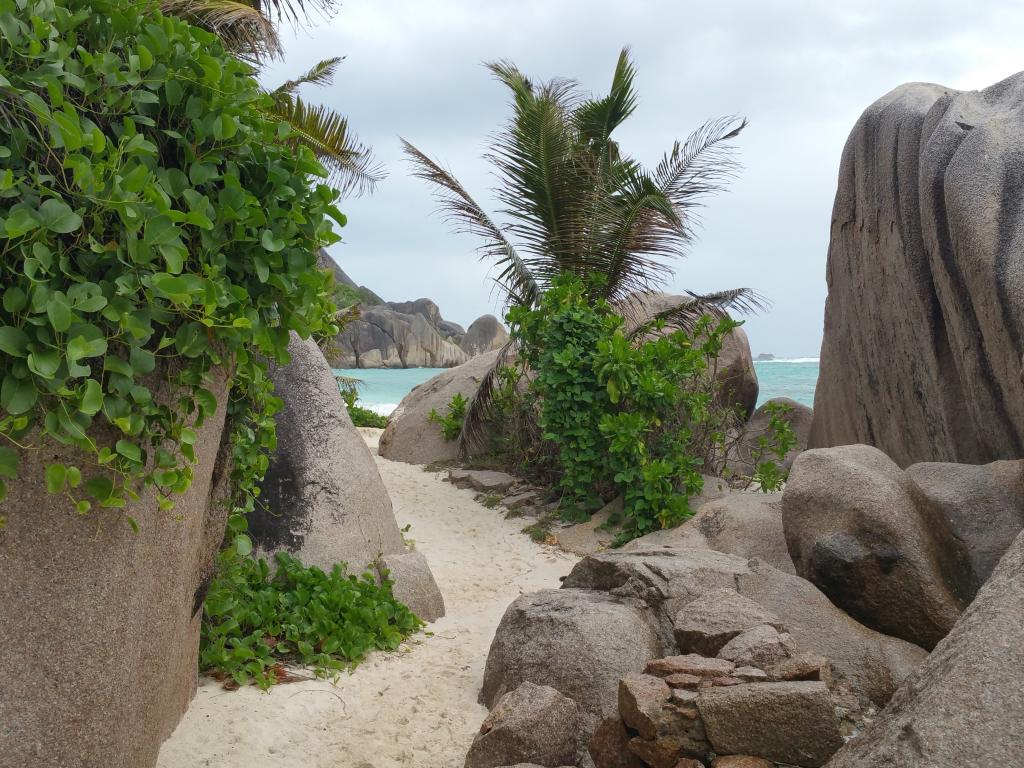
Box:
left=403, top=48, right=764, bottom=449
left=509, top=275, right=789, bottom=544
left=161, top=0, right=384, bottom=194
left=201, top=551, right=423, bottom=689
left=0, top=0, right=340, bottom=529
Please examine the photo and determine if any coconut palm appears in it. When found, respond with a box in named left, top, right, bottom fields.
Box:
left=402, top=47, right=764, bottom=450
left=161, top=0, right=383, bottom=195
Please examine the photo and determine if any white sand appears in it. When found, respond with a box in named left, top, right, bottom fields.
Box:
left=157, top=428, right=577, bottom=768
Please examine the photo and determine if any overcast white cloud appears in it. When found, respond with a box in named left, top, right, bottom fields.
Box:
left=261, top=0, right=1024, bottom=356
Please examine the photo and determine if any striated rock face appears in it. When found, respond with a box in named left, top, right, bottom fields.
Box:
left=252, top=334, right=444, bottom=619
left=460, top=314, right=510, bottom=357
left=825, top=530, right=1024, bottom=767
left=782, top=445, right=1024, bottom=649
left=379, top=349, right=501, bottom=465
left=332, top=303, right=470, bottom=369
left=809, top=77, right=1024, bottom=466
left=0, top=366, right=232, bottom=768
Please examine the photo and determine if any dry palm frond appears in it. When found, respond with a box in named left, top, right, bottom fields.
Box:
left=272, top=56, right=344, bottom=95
left=457, top=340, right=519, bottom=458
left=161, top=0, right=281, bottom=61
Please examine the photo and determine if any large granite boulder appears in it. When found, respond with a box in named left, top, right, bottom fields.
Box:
left=332, top=303, right=470, bottom=369
left=481, top=589, right=663, bottom=729
left=809, top=76, right=1024, bottom=466
left=465, top=682, right=583, bottom=768
left=729, top=397, right=814, bottom=479
left=783, top=445, right=1023, bottom=649
left=625, top=490, right=796, bottom=575
left=252, top=334, right=444, bottom=620
left=782, top=446, right=963, bottom=649
left=825, top=530, right=1024, bottom=767
left=460, top=314, right=510, bottom=357
left=317, top=250, right=384, bottom=305
left=907, top=459, right=1024, bottom=602
left=563, top=548, right=927, bottom=707
left=379, top=349, right=500, bottom=465
left=0, top=368, right=233, bottom=768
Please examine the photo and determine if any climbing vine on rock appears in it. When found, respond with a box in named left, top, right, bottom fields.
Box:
left=0, top=0, right=343, bottom=530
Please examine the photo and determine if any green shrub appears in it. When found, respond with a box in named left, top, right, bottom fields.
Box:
left=200, top=551, right=423, bottom=689
left=509, top=274, right=790, bottom=544
left=0, top=0, right=342, bottom=530
left=427, top=392, right=468, bottom=441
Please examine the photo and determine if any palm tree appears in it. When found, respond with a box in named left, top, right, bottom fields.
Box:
left=160, top=0, right=384, bottom=195
left=402, top=47, right=764, bottom=451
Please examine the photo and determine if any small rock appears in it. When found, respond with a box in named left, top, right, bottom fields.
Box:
left=627, top=737, right=683, bottom=768
left=503, top=491, right=539, bottom=510
left=710, top=677, right=740, bottom=687
left=665, top=673, right=702, bottom=689
left=619, top=674, right=671, bottom=740
left=766, top=652, right=829, bottom=683
left=711, top=757, right=773, bottom=768
left=589, top=716, right=645, bottom=768
left=670, top=689, right=699, bottom=706
left=716, top=625, right=794, bottom=669
left=732, top=667, right=768, bottom=682
left=449, top=469, right=518, bottom=493
left=673, top=760, right=706, bottom=768
left=646, top=655, right=735, bottom=679
left=673, top=589, right=783, bottom=656
left=698, top=681, right=844, bottom=767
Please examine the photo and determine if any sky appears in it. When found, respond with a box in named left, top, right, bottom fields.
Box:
left=262, top=1, right=1024, bottom=357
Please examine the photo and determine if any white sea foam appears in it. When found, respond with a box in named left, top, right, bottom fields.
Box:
left=754, top=357, right=820, bottom=364
left=361, top=402, right=399, bottom=417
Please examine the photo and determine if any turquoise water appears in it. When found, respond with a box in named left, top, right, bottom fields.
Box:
left=335, top=359, right=819, bottom=415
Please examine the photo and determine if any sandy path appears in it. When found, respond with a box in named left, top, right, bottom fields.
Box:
left=157, top=429, right=577, bottom=768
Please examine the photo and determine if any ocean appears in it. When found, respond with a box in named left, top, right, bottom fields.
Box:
left=334, top=359, right=819, bottom=416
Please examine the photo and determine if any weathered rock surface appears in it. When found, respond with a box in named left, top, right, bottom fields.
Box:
left=672, top=589, right=782, bottom=656
left=377, top=549, right=446, bottom=622
left=481, top=589, right=663, bottom=727
left=460, top=314, right=510, bottom=357
left=809, top=77, right=1024, bottom=466
left=729, top=396, right=813, bottom=478
left=698, top=681, right=844, bottom=767
left=465, top=682, right=582, bottom=768
left=717, top=625, right=796, bottom=670
left=826, top=530, right=1024, bottom=767
left=448, top=469, right=518, bottom=494
left=379, top=349, right=500, bottom=465
left=332, top=302, right=470, bottom=369
left=252, top=334, right=444, bottom=616
left=782, top=445, right=965, bottom=649
left=589, top=717, right=645, bottom=768
left=625, top=491, right=795, bottom=575
left=0, top=367, right=232, bottom=768
left=907, top=459, right=1024, bottom=602
left=563, top=548, right=927, bottom=706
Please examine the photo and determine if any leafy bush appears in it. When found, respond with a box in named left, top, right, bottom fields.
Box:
left=0, top=0, right=342, bottom=528
left=509, top=275, right=790, bottom=544
left=747, top=400, right=797, bottom=492
left=428, top=393, right=468, bottom=441
left=200, top=551, right=423, bottom=689
left=339, top=386, right=388, bottom=428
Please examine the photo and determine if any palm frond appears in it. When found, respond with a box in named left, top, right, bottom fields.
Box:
left=272, top=56, right=344, bottom=95
left=625, top=288, right=769, bottom=339
left=161, top=0, right=281, bottom=61
left=402, top=138, right=541, bottom=308
left=573, top=46, right=638, bottom=147
left=457, top=340, right=518, bottom=458
left=249, top=0, right=337, bottom=26
left=654, top=116, right=747, bottom=230
left=485, top=61, right=583, bottom=273
left=267, top=95, right=385, bottom=196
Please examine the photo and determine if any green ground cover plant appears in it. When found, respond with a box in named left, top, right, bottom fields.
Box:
left=200, top=551, right=423, bottom=689
left=428, top=392, right=468, bottom=441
